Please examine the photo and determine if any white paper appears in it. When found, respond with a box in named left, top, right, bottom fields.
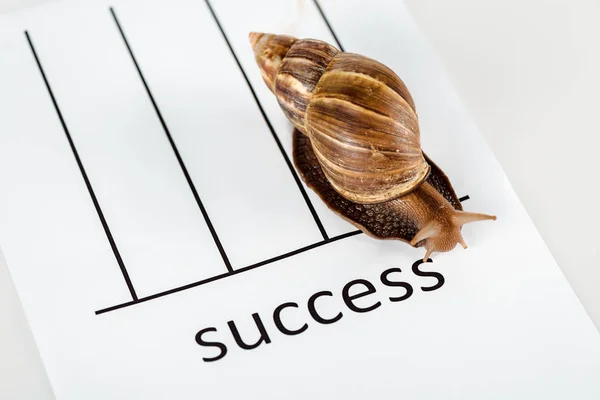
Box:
left=0, top=0, right=599, bottom=398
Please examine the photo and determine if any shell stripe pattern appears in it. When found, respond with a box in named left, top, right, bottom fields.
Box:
left=305, top=53, right=429, bottom=204
left=275, top=39, right=338, bottom=132
left=271, top=38, right=430, bottom=204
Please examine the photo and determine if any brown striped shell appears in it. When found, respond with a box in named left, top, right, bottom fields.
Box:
left=250, top=33, right=430, bottom=204
left=250, top=33, right=496, bottom=261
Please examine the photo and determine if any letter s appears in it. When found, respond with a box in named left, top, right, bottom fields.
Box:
left=412, top=259, right=445, bottom=292
left=195, top=327, right=227, bottom=362
left=380, top=267, right=413, bottom=302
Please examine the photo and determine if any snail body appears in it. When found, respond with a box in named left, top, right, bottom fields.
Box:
left=249, top=33, right=495, bottom=260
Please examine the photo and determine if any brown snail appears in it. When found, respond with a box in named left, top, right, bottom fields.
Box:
left=249, top=32, right=496, bottom=261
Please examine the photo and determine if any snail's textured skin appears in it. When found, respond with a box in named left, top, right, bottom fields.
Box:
left=293, top=129, right=461, bottom=246
left=250, top=33, right=496, bottom=260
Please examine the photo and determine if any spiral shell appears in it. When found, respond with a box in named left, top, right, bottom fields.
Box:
left=250, top=33, right=430, bottom=204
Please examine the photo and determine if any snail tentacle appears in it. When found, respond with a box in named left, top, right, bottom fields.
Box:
left=412, top=208, right=496, bottom=260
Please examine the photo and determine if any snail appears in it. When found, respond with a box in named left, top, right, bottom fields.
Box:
left=248, top=32, right=496, bottom=261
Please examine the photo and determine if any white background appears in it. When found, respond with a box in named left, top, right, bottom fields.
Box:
left=0, top=0, right=598, bottom=399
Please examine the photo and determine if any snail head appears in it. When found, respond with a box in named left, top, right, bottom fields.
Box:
left=410, top=210, right=497, bottom=262
left=249, top=32, right=297, bottom=92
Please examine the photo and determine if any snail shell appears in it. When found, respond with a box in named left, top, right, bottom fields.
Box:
left=250, top=32, right=429, bottom=204
left=250, top=33, right=496, bottom=260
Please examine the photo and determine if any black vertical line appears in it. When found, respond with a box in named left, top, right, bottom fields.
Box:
left=109, top=7, right=233, bottom=273
left=313, top=0, right=345, bottom=51
left=25, top=31, right=139, bottom=301
left=203, top=0, right=329, bottom=241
